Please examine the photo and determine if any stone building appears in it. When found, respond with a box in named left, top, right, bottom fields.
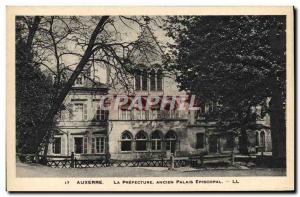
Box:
left=48, top=62, right=272, bottom=160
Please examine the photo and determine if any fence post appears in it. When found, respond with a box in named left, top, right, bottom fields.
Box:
left=231, top=151, right=235, bottom=165
left=169, top=154, right=175, bottom=170
left=70, top=152, right=75, bottom=168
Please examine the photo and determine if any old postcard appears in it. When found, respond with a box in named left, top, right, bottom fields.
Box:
left=6, top=6, right=294, bottom=192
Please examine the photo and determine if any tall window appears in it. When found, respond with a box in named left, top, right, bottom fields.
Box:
left=135, top=72, right=141, bottom=91
left=92, top=137, right=106, bottom=154
left=151, top=130, right=162, bottom=151
left=157, top=69, right=163, bottom=91
left=149, top=108, right=164, bottom=119
left=196, top=133, right=205, bottom=149
left=141, top=71, right=148, bottom=91
left=134, top=110, right=149, bottom=120
left=96, top=106, right=109, bottom=120
left=74, top=137, right=87, bottom=154
left=150, top=69, right=156, bottom=91
left=121, top=131, right=133, bottom=151
left=161, top=110, right=170, bottom=119
left=157, top=110, right=163, bottom=119
left=165, top=131, right=177, bottom=153
left=120, top=109, right=132, bottom=120
left=52, top=137, right=61, bottom=154
left=135, top=131, right=148, bottom=151
left=144, top=110, right=149, bottom=120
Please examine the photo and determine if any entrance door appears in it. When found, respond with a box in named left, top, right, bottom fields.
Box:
left=208, top=136, right=218, bottom=153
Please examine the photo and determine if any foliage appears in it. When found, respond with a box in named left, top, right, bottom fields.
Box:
left=16, top=39, right=56, bottom=154
left=164, top=16, right=286, bottom=156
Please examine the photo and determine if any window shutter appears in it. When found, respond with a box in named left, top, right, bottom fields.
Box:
left=70, top=137, right=74, bottom=154
left=156, top=70, right=163, bottom=91
left=84, top=137, right=88, bottom=153
left=60, top=136, right=66, bottom=155
left=83, top=103, right=88, bottom=120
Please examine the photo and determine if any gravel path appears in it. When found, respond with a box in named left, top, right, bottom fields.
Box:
left=16, top=163, right=286, bottom=177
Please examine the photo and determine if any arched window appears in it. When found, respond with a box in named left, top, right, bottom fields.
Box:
left=135, top=70, right=141, bottom=91
left=135, top=131, right=148, bottom=151
left=156, top=69, right=163, bottom=91
left=141, top=70, right=148, bottom=91
left=165, top=130, right=177, bottom=153
left=150, top=69, right=156, bottom=91
left=260, top=131, right=265, bottom=148
left=151, top=130, right=163, bottom=151
left=121, top=131, right=133, bottom=151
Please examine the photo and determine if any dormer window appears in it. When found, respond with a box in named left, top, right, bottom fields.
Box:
left=134, top=69, right=163, bottom=91
left=84, top=66, right=91, bottom=77
left=142, top=71, right=148, bottom=91
left=135, top=71, right=141, bottom=91
left=157, top=69, right=163, bottom=91
left=75, top=74, right=83, bottom=85
left=150, top=70, right=156, bottom=91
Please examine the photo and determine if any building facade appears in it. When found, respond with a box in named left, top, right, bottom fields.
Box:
left=49, top=65, right=272, bottom=160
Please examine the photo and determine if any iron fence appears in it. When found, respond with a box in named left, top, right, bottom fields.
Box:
left=18, top=152, right=234, bottom=169
left=46, top=158, right=190, bottom=168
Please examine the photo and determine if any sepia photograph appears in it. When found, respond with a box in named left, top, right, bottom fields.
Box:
left=6, top=6, right=294, bottom=191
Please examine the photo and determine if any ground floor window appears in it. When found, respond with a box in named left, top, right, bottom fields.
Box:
left=74, top=137, right=87, bottom=154
left=52, top=137, right=61, bottom=154
left=165, top=131, right=177, bottom=153
left=151, top=130, right=162, bottom=151
left=196, top=133, right=205, bottom=149
left=135, top=131, right=148, bottom=151
left=92, top=137, right=106, bottom=154
left=120, top=130, right=180, bottom=153
left=121, top=131, right=133, bottom=151
left=165, top=140, right=176, bottom=151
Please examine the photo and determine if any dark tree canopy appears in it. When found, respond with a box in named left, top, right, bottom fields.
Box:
left=165, top=16, right=286, bottom=160
left=16, top=39, right=56, bottom=154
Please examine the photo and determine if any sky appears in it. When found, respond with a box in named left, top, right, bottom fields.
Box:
left=34, top=16, right=172, bottom=74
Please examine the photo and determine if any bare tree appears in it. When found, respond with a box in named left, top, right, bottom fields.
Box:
left=16, top=15, right=165, bottom=159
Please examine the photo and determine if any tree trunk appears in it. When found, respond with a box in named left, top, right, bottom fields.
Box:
left=270, top=82, right=286, bottom=167
left=26, top=16, right=41, bottom=64
left=40, top=16, right=109, bottom=159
